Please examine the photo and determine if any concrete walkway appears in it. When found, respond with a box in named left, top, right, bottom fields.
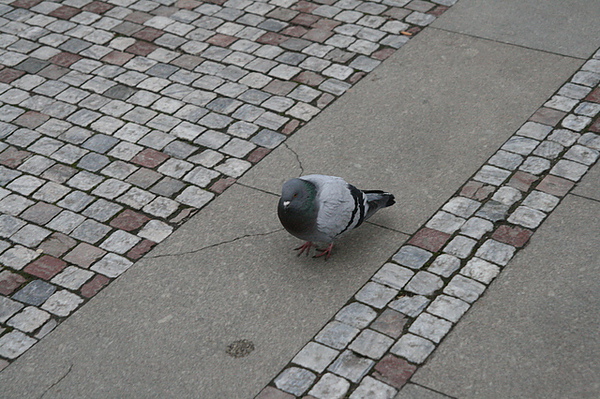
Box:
left=0, top=0, right=598, bottom=397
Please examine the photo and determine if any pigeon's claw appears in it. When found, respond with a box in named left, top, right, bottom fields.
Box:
left=294, top=241, right=313, bottom=257
left=313, top=243, right=334, bottom=260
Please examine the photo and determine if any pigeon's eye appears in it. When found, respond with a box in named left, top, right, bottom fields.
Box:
left=293, top=193, right=298, bottom=198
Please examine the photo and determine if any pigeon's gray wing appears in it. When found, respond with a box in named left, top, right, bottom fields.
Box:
left=301, top=175, right=367, bottom=242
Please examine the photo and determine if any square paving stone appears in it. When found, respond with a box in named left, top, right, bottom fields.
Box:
left=292, top=342, right=339, bottom=373
left=315, top=321, right=360, bottom=350
left=12, top=279, right=56, bottom=306
left=0, top=245, right=40, bottom=270
left=10, top=224, right=52, bottom=247
left=23, top=255, right=67, bottom=280
left=80, top=274, right=110, bottom=298
left=38, top=232, right=77, bottom=257
left=70, top=219, right=111, bottom=244
left=349, top=329, right=395, bottom=359
left=90, top=253, right=133, bottom=278
left=370, top=308, right=409, bottom=339
left=390, top=334, right=436, bottom=365
left=41, top=290, right=83, bottom=317
left=63, top=242, right=106, bottom=268
left=373, top=354, right=418, bottom=389
left=327, top=349, right=374, bottom=383
left=0, top=270, right=27, bottom=296
left=334, top=302, right=377, bottom=329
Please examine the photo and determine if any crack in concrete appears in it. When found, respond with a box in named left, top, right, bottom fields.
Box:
left=145, top=228, right=284, bottom=260
left=39, top=363, right=73, bottom=399
left=283, top=142, right=305, bottom=177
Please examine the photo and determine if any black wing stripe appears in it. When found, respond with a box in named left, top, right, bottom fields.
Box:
left=339, top=184, right=365, bottom=236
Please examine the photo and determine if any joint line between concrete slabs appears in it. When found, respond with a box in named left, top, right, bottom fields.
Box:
left=39, top=363, right=73, bottom=399
left=568, top=192, right=600, bottom=204
left=429, top=26, right=589, bottom=61
left=409, top=382, right=458, bottom=399
left=145, top=228, right=284, bottom=260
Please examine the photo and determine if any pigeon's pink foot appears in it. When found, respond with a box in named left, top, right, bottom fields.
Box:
left=294, top=241, right=313, bottom=256
left=313, top=243, right=334, bottom=260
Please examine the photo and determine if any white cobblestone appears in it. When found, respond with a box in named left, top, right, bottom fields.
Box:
left=408, top=312, right=452, bottom=343
left=41, top=290, right=84, bottom=317
left=292, top=342, right=339, bottom=373
left=390, top=333, right=436, bottom=364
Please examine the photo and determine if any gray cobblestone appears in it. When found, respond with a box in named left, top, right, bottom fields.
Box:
left=372, top=263, right=414, bottom=290
left=391, top=245, right=432, bottom=269
left=0, top=296, right=24, bottom=324
left=443, top=275, right=486, bottom=303
left=315, top=321, right=360, bottom=350
left=292, top=342, right=339, bottom=373
left=309, top=373, right=350, bottom=399
left=137, top=220, right=173, bottom=243
left=100, top=230, right=141, bottom=254
left=425, top=211, right=465, bottom=234
left=460, top=216, right=494, bottom=239
left=41, top=290, right=83, bottom=317
left=70, top=219, right=111, bottom=244
left=355, top=281, right=398, bottom=309
left=349, top=376, right=396, bottom=399
left=443, top=235, right=477, bottom=259
left=328, top=349, right=374, bottom=383
left=507, top=205, right=547, bottom=229
left=519, top=156, right=551, bottom=174
left=0, top=331, right=37, bottom=360
left=274, top=367, right=316, bottom=396
left=0, top=214, right=27, bottom=238
left=335, top=302, right=377, bottom=329
left=408, top=312, right=452, bottom=343
left=427, top=295, right=470, bottom=323
left=47, top=211, right=86, bottom=234
left=522, top=191, right=560, bottom=212
left=388, top=294, right=430, bottom=317
left=51, top=266, right=94, bottom=290
left=91, top=253, right=133, bottom=278
left=442, top=196, right=481, bottom=218
left=405, top=271, right=444, bottom=296
left=0, top=194, right=34, bottom=216
left=348, top=329, right=394, bottom=359
left=579, top=132, right=600, bottom=150
left=475, top=200, right=509, bottom=222
left=390, top=333, right=435, bottom=364
left=11, top=280, right=55, bottom=306
left=564, top=144, right=599, bottom=165
left=57, top=191, right=95, bottom=212
left=460, top=257, right=500, bottom=285
left=10, top=224, right=51, bottom=247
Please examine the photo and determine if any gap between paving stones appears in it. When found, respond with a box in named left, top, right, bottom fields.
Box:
left=256, top=48, right=600, bottom=398
left=0, top=0, right=457, bottom=367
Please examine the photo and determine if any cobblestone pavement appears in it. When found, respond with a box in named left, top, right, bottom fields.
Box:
left=0, top=0, right=454, bottom=369
left=0, top=0, right=598, bottom=397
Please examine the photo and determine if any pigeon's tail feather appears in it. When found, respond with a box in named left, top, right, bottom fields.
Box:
left=364, top=190, right=395, bottom=220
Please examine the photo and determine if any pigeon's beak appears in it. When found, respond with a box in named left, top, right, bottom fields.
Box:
left=283, top=200, right=290, bottom=208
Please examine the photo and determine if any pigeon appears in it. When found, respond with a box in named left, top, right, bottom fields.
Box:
left=277, top=174, right=395, bottom=259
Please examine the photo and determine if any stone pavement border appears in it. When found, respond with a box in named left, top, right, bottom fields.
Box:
left=0, top=0, right=457, bottom=368
left=255, top=50, right=600, bottom=398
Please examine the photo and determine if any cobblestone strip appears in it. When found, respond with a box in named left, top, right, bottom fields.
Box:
left=0, top=0, right=457, bottom=368
left=256, top=50, right=600, bottom=399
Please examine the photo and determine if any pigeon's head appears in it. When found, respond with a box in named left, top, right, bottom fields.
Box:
left=279, top=178, right=316, bottom=213
left=278, top=178, right=319, bottom=238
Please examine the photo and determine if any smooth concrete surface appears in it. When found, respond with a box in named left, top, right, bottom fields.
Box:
left=395, top=383, right=454, bottom=399
left=573, top=162, right=600, bottom=201
left=432, top=0, right=600, bottom=59
left=409, top=194, right=600, bottom=398
left=0, top=183, right=406, bottom=397
left=241, top=27, right=582, bottom=234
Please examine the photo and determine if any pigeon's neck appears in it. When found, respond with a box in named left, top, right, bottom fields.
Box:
left=279, top=181, right=317, bottom=236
